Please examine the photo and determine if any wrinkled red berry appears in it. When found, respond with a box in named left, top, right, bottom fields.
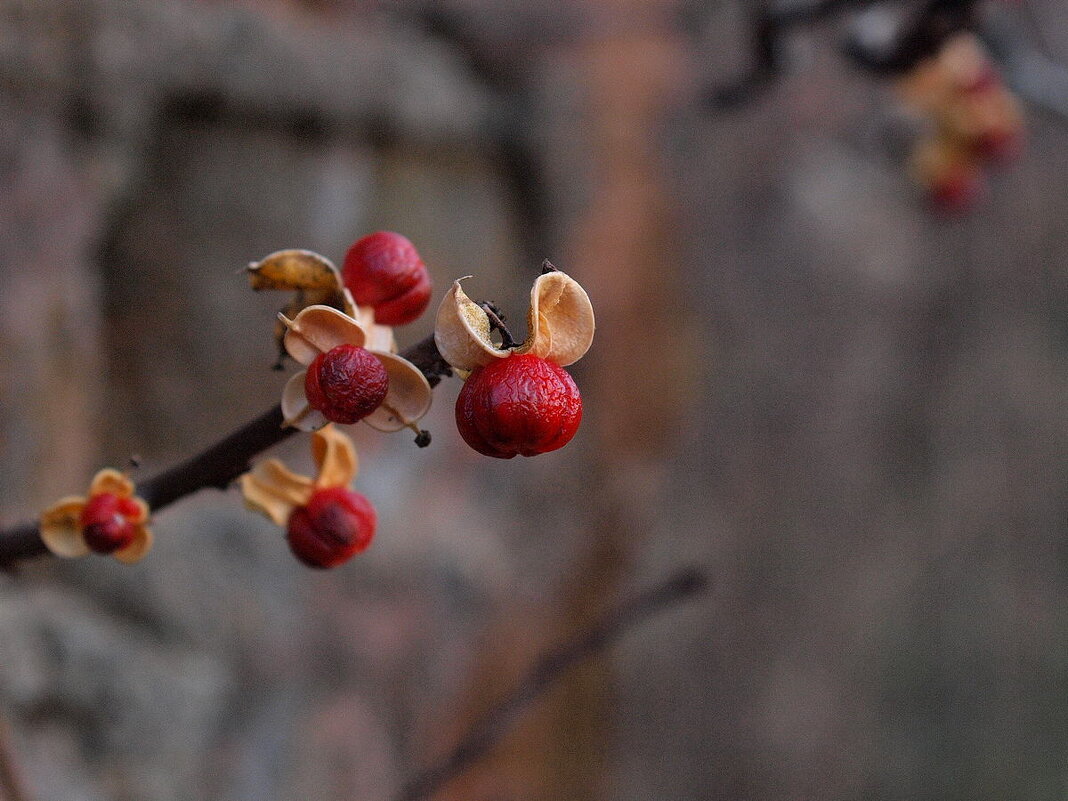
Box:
left=80, top=493, right=141, bottom=554
left=342, top=231, right=432, bottom=326
left=305, top=344, right=389, bottom=424
left=286, top=486, right=377, bottom=569
left=455, top=353, right=582, bottom=459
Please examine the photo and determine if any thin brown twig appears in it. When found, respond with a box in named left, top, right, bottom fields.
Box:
left=0, top=333, right=451, bottom=567
left=478, top=302, right=518, bottom=350
left=393, top=566, right=709, bottom=801
left=0, top=715, right=32, bottom=801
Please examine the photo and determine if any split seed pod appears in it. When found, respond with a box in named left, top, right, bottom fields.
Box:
left=278, top=305, right=432, bottom=433
left=434, top=269, right=595, bottom=371
left=40, top=469, right=153, bottom=563
left=239, top=424, right=358, bottom=525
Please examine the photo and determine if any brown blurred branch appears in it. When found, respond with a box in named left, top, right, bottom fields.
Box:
left=394, top=567, right=709, bottom=801
left=709, top=0, right=981, bottom=107
left=0, top=716, right=31, bottom=801
left=0, top=334, right=451, bottom=567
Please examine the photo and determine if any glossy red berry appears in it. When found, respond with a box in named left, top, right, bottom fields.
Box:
left=455, top=353, right=582, bottom=459
left=286, top=486, right=377, bottom=569
left=342, top=231, right=432, bottom=326
left=80, top=493, right=141, bottom=554
left=305, top=344, right=389, bottom=424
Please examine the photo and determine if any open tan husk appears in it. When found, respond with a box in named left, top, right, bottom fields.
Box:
left=433, top=280, right=506, bottom=371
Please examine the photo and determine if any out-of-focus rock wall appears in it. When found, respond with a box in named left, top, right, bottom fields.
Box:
left=3, top=1, right=1068, bottom=801
left=0, top=3, right=522, bottom=800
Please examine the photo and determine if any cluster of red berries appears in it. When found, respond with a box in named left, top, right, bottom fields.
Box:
left=296, top=232, right=591, bottom=460
left=246, top=233, right=594, bottom=569
left=40, top=234, right=593, bottom=571
left=900, top=33, right=1024, bottom=214
left=298, top=232, right=432, bottom=427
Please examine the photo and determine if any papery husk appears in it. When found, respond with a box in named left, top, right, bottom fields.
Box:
left=113, top=524, right=154, bottom=564
left=88, top=468, right=135, bottom=499
left=514, top=270, right=595, bottom=366
left=280, top=370, right=329, bottom=431
left=353, top=304, right=397, bottom=353
left=311, top=425, right=359, bottom=487
left=239, top=459, right=317, bottom=525
left=281, top=305, right=368, bottom=366
left=364, top=352, right=434, bottom=432
left=39, top=496, right=91, bottom=558
left=433, top=280, right=506, bottom=371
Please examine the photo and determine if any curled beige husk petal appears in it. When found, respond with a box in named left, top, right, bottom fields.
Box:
left=113, top=524, right=154, bottom=565
left=239, top=459, right=317, bottom=525
left=353, top=304, right=397, bottom=353
left=910, top=135, right=976, bottom=187
left=514, top=270, right=594, bottom=366
left=433, top=279, right=507, bottom=371
left=280, top=305, right=368, bottom=366
left=240, top=426, right=360, bottom=526
left=248, top=249, right=342, bottom=292
left=280, top=370, right=328, bottom=431
left=39, top=496, right=91, bottom=558
left=311, top=425, right=359, bottom=487
left=89, top=468, right=135, bottom=499
left=364, top=352, right=434, bottom=432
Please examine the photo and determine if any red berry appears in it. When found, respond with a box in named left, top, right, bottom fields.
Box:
left=455, top=353, right=582, bottom=459
left=286, top=486, right=377, bottom=569
left=975, top=127, right=1023, bottom=164
left=929, top=169, right=985, bottom=215
left=342, top=232, right=432, bottom=326
left=305, top=344, right=389, bottom=424
left=80, top=493, right=140, bottom=554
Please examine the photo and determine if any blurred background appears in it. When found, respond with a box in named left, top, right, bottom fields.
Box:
left=2, top=0, right=1068, bottom=799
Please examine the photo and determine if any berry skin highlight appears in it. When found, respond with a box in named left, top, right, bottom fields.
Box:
left=80, top=493, right=142, bottom=554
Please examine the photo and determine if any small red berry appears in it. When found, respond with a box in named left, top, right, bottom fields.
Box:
left=342, top=231, right=432, bottom=326
left=286, top=486, right=377, bottom=568
left=305, top=344, right=389, bottom=424
left=455, top=353, right=582, bottom=459
left=80, top=493, right=141, bottom=554
left=975, top=127, right=1023, bottom=164
left=929, top=168, right=985, bottom=215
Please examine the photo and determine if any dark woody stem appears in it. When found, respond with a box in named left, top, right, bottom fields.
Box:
left=0, top=333, right=452, bottom=566
left=478, top=302, right=519, bottom=350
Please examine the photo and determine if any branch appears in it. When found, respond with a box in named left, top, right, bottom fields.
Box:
left=708, top=0, right=981, bottom=107
left=393, top=566, right=709, bottom=801
left=0, top=715, right=32, bottom=801
left=0, top=334, right=452, bottom=567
